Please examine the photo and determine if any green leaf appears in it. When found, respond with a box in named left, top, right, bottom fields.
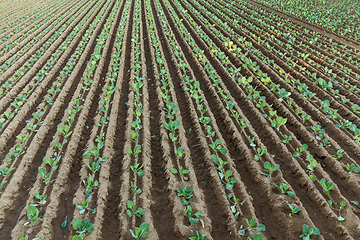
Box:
left=256, top=224, right=266, bottom=232
left=287, top=191, right=296, bottom=197
left=170, top=168, right=178, bottom=174
left=61, top=217, right=67, bottom=228
left=189, top=217, right=198, bottom=225
left=72, top=218, right=81, bottom=230
left=254, top=233, right=263, bottom=240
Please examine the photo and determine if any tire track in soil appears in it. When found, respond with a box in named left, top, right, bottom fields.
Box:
left=99, top=0, right=135, bottom=238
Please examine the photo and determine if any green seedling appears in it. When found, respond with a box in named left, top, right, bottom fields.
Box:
left=270, top=116, right=287, bottom=130
left=126, top=200, right=145, bottom=219
left=240, top=118, right=247, bottom=132
left=281, top=134, right=292, bottom=144
left=189, top=230, right=207, bottom=240
left=277, top=88, right=291, bottom=102
left=227, top=194, right=244, bottom=220
left=34, top=192, right=47, bottom=205
left=39, top=168, right=52, bottom=184
left=61, top=216, right=67, bottom=228
left=131, top=181, right=142, bottom=194
left=346, top=163, right=360, bottom=174
left=301, top=113, right=311, bottom=123
left=299, top=224, right=319, bottom=240
left=254, top=148, right=266, bottom=161
left=0, top=180, right=7, bottom=189
left=211, top=154, right=228, bottom=172
left=320, top=138, right=331, bottom=148
left=288, top=204, right=301, bottom=218
left=130, top=222, right=150, bottom=240
left=27, top=205, right=43, bottom=225
left=43, top=155, right=61, bottom=171
left=171, top=166, right=189, bottom=180
left=238, top=218, right=265, bottom=236
left=169, top=132, right=179, bottom=143
left=219, top=169, right=237, bottom=190
left=83, top=141, right=104, bottom=159
left=0, top=167, right=15, bottom=176
left=248, top=136, right=256, bottom=147
left=87, top=161, right=101, bottom=174
left=261, top=161, right=279, bottom=178
left=83, top=174, right=98, bottom=195
left=174, top=147, right=184, bottom=158
left=57, top=124, right=73, bottom=138
left=332, top=149, right=344, bottom=160
left=293, top=144, right=308, bottom=158
left=127, top=145, right=142, bottom=158
left=328, top=200, right=346, bottom=221
left=177, top=185, right=193, bottom=205
left=305, top=155, right=318, bottom=173
left=184, top=205, right=203, bottom=225
left=209, top=139, right=227, bottom=154
left=130, top=162, right=144, bottom=177
left=163, top=120, right=180, bottom=132
left=76, top=196, right=95, bottom=215
left=203, top=125, right=215, bottom=138
left=273, top=182, right=295, bottom=197
left=72, top=218, right=94, bottom=240
left=319, top=178, right=334, bottom=193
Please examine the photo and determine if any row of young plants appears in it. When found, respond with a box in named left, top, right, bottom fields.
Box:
left=0, top=0, right=87, bottom=76
left=0, top=0, right=104, bottom=194
left=0, top=0, right=64, bottom=43
left=13, top=0, right=115, bottom=238
left=168, top=0, right=360, bottom=237
left=255, top=0, right=360, bottom=42
left=146, top=1, right=207, bottom=239
left=158, top=0, right=269, bottom=238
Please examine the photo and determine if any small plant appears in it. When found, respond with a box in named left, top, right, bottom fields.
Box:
left=219, top=169, right=237, bottom=190
left=346, top=163, right=360, bottom=174
left=248, top=135, right=256, bottom=147
left=293, top=144, right=308, bottom=158
left=209, top=139, right=227, bottom=154
left=76, top=196, right=95, bottom=215
left=171, top=166, right=189, bottom=180
left=328, top=200, right=346, bottom=221
left=288, top=204, right=301, bottom=218
left=184, top=205, right=203, bottom=225
left=281, top=134, right=292, bottom=144
left=273, top=182, right=295, bottom=197
left=332, top=149, right=344, bottom=160
left=127, top=145, right=142, bottom=158
left=305, top=155, right=318, bottom=173
left=299, top=224, right=319, bottom=240
left=163, top=120, right=180, bottom=132
left=39, top=168, right=52, bottom=184
left=130, top=222, right=150, bottom=240
left=83, top=174, right=98, bottom=195
left=254, top=148, right=266, bottom=161
left=189, top=230, right=207, bottom=240
left=319, top=178, right=334, bottom=194
left=174, top=147, right=184, bottom=158
left=27, top=205, right=43, bottom=225
left=177, top=185, right=193, bottom=205
left=43, top=156, right=60, bottom=170
left=126, top=200, right=145, bottom=219
left=72, top=218, right=94, bottom=240
left=261, top=161, right=279, bottom=178
left=130, top=162, right=144, bottom=177
left=34, top=192, right=47, bottom=205
left=131, top=181, right=142, bottom=194
left=270, top=116, right=287, bottom=130
left=238, top=218, right=265, bottom=236
left=0, top=167, right=15, bottom=176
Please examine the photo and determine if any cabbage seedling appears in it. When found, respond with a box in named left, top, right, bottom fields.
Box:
left=72, top=218, right=94, bottom=240
left=189, top=230, right=207, bottom=240
left=184, top=205, right=203, bottom=225
left=288, top=204, right=301, bottom=218
left=177, top=185, right=193, bottom=205
left=27, top=205, right=43, bottom=225
left=299, top=224, right=319, bottom=240
left=273, top=182, right=295, bottom=197
left=261, top=161, right=279, bottom=178
left=346, top=163, right=360, bottom=174
left=76, top=196, right=94, bottom=215
left=34, top=192, right=47, bottom=205
left=126, top=200, right=145, bottom=219
left=130, top=162, right=144, bottom=177
left=171, top=166, right=189, bottom=180
left=238, top=218, right=265, bottom=236
left=319, top=178, right=334, bottom=193
left=130, top=222, right=150, bottom=240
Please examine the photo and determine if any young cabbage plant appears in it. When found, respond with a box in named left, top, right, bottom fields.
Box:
left=346, top=163, right=360, bottom=174
left=76, top=196, right=95, bottom=215
left=83, top=174, right=98, bottom=195
left=27, top=205, right=43, bottom=225
left=130, top=162, right=144, bottom=177
left=130, top=222, right=150, bottom=240
left=288, top=204, right=301, bottom=218
left=131, top=181, right=142, bottom=194
left=319, top=178, right=334, bottom=194
left=184, top=205, right=203, bottom=225
left=72, top=218, right=94, bottom=240
left=299, top=224, right=319, bottom=240
left=189, top=230, right=207, bottom=240
left=273, top=182, right=295, bottom=197
left=328, top=200, right=346, bottom=221
left=171, top=166, right=189, bottom=181
left=177, top=185, right=194, bottom=205
left=126, top=200, right=145, bottom=219
left=293, top=144, right=308, bottom=158
left=34, top=192, right=47, bottom=205
left=261, top=161, right=279, bottom=178
left=238, top=218, right=265, bottom=236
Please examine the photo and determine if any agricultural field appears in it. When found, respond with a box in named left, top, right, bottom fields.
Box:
left=0, top=0, right=360, bottom=239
